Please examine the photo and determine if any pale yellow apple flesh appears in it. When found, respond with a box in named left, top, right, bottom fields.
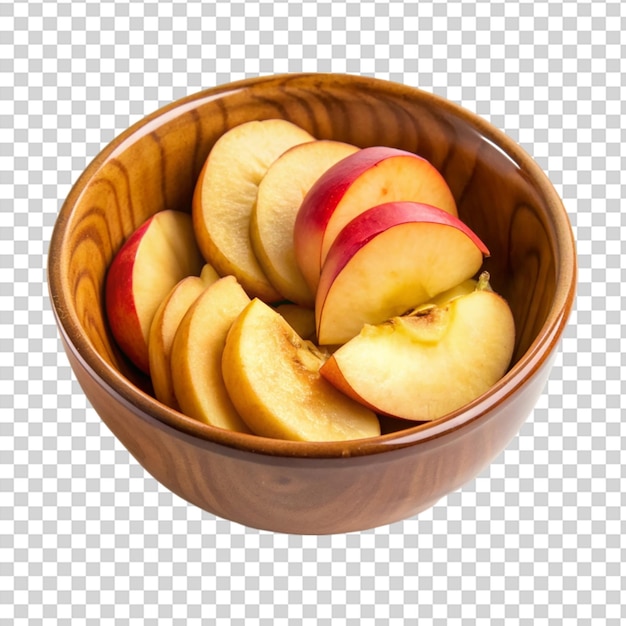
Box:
left=148, top=264, right=220, bottom=410
left=221, top=299, right=381, bottom=442
left=426, top=278, right=479, bottom=306
left=170, top=276, right=252, bottom=432
left=320, top=281, right=515, bottom=422
left=250, top=139, right=359, bottom=307
left=315, top=202, right=489, bottom=345
left=294, top=146, right=459, bottom=293
left=192, top=119, right=315, bottom=302
left=105, top=209, right=204, bottom=374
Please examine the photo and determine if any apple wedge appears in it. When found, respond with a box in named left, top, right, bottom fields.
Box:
left=221, top=299, right=380, bottom=442
left=315, top=201, right=489, bottom=345
left=170, top=275, right=252, bottom=433
left=250, top=139, right=359, bottom=307
left=105, top=209, right=204, bottom=374
left=294, top=146, right=458, bottom=292
left=148, top=263, right=220, bottom=410
left=320, top=274, right=515, bottom=422
left=192, top=119, right=315, bottom=302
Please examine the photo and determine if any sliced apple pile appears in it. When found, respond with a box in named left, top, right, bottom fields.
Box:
left=170, top=276, right=252, bottom=433
left=251, top=139, right=359, bottom=307
left=192, top=119, right=315, bottom=302
left=294, top=146, right=459, bottom=293
left=104, top=118, right=516, bottom=440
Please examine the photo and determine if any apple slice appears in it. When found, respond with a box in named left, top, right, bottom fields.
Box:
left=274, top=303, right=316, bottom=340
left=192, top=119, right=315, bottom=302
left=105, top=209, right=204, bottom=374
left=315, top=201, right=489, bottom=345
left=170, top=276, right=252, bottom=432
left=294, top=146, right=458, bottom=293
left=250, top=139, right=360, bottom=307
left=221, top=299, right=380, bottom=442
left=148, top=264, right=220, bottom=410
left=320, top=273, right=515, bottom=422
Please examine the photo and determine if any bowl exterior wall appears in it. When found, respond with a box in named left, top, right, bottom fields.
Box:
left=61, top=331, right=555, bottom=534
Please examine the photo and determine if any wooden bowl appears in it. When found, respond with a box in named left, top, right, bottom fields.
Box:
left=48, top=74, right=576, bottom=534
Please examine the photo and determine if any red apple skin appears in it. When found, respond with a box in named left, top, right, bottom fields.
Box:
left=315, top=201, right=490, bottom=345
left=318, top=356, right=380, bottom=413
left=105, top=211, right=204, bottom=375
left=319, top=201, right=489, bottom=288
left=105, top=217, right=153, bottom=374
left=293, top=146, right=458, bottom=292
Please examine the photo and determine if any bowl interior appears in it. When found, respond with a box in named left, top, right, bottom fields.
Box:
left=49, top=73, right=575, bottom=445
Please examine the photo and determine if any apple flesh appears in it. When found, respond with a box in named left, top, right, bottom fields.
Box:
left=320, top=274, right=515, bottom=422
left=315, top=201, right=489, bottom=345
left=221, top=298, right=381, bottom=442
left=250, top=139, right=359, bottom=307
left=148, top=264, right=220, bottom=410
left=105, top=209, right=204, bottom=374
left=192, top=119, right=314, bottom=302
left=425, top=277, right=480, bottom=307
left=294, top=146, right=458, bottom=293
left=170, top=275, right=252, bottom=433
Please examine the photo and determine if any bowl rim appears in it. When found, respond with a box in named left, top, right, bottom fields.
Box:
left=48, top=72, right=577, bottom=459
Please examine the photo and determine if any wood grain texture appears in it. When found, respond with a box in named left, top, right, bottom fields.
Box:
left=48, top=74, right=577, bottom=533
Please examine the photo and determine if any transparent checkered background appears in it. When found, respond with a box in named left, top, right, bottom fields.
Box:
left=2, top=0, right=624, bottom=623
